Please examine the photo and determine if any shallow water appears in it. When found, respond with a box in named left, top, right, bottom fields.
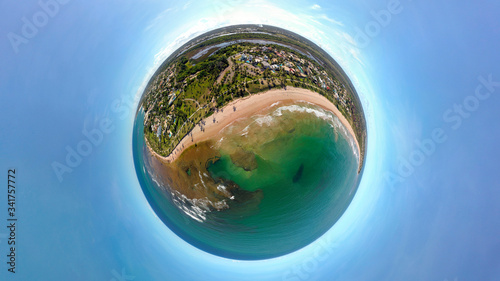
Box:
left=133, top=102, right=361, bottom=259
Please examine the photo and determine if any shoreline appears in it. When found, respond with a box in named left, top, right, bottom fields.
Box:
left=148, top=86, right=361, bottom=169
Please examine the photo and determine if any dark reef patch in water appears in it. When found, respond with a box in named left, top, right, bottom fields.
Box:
left=293, top=164, right=304, bottom=183
left=134, top=101, right=362, bottom=260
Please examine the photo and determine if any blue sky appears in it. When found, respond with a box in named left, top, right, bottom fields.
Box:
left=1, top=0, right=499, bottom=280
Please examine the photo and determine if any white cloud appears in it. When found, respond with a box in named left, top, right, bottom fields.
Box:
left=311, top=4, right=321, bottom=10
left=144, top=8, right=174, bottom=31
left=348, top=48, right=364, bottom=66
left=183, top=1, right=192, bottom=10
left=340, top=31, right=357, bottom=46
left=153, top=24, right=211, bottom=66
left=143, top=0, right=365, bottom=100
left=319, top=14, right=343, bottom=26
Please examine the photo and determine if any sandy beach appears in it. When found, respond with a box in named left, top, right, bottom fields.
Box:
left=152, top=86, right=361, bottom=165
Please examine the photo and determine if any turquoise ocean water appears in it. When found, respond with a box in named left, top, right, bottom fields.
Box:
left=133, top=102, right=361, bottom=259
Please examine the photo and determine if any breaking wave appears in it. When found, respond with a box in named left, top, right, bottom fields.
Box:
left=234, top=103, right=360, bottom=160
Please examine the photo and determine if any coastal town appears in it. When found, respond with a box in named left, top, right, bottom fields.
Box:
left=142, top=41, right=364, bottom=162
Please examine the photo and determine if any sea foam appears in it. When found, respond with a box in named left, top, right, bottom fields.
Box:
left=273, top=103, right=360, bottom=160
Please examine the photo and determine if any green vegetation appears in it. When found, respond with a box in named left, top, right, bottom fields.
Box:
left=142, top=30, right=366, bottom=169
